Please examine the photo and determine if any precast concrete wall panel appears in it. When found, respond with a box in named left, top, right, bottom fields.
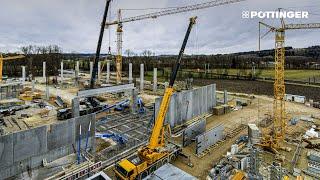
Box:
left=176, top=93, right=182, bottom=125
left=74, top=114, right=95, bottom=142
left=169, top=94, right=177, bottom=127
left=0, top=113, right=96, bottom=179
left=182, top=119, right=206, bottom=147
left=155, top=84, right=216, bottom=128
left=196, top=124, right=224, bottom=155
left=0, top=134, right=13, bottom=168
left=47, top=119, right=75, bottom=150
left=45, top=145, right=74, bottom=162
left=13, top=125, right=47, bottom=162
left=186, top=91, right=193, bottom=120
left=192, top=88, right=200, bottom=117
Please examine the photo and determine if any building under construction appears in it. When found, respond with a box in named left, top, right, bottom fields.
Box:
left=1, top=0, right=320, bottom=180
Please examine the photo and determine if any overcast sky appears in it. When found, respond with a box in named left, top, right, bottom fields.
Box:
left=1, top=0, right=320, bottom=55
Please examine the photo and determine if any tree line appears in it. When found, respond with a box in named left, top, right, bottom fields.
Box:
left=2, top=45, right=319, bottom=78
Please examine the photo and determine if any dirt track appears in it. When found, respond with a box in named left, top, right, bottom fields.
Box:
left=173, top=94, right=320, bottom=179
left=193, top=79, right=320, bottom=102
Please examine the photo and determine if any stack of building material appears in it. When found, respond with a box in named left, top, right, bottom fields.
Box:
left=248, top=123, right=261, bottom=145
left=231, top=144, right=239, bottom=155
left=305, top=128, right=318, bottom=138
left=300, top=115, right=314, bottom=122
left=293, top=168, right=301, bottom=177
left=285, top=94, right=306, bottom=104
left=222, top=104, right=231, bottom=114
left=213, top=106, right=224, bottom=115
left=213, top=105, right=231, bottom=115
left=306, top=150, right=320, bottom=177
left=240, top=157, right=249, bottom=171
left=308, top=150, right=320, bottom=162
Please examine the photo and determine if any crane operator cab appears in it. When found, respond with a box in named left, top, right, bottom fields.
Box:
left=114, top=156, right=148, bottom=180
left=114, top=159, right=135, bottom=179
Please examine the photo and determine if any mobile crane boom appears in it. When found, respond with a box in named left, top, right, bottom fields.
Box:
left=90, top=0, right=111, bottom=89
left=114, top=17, right=197, bottom=180
left=148, top=16, right=197, bottom=149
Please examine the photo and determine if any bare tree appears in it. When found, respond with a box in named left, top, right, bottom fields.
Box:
left=124, top=49, right=134, bottom=57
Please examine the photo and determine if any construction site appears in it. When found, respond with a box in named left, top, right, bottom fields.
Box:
left=1, top=0, right=320, bottom=180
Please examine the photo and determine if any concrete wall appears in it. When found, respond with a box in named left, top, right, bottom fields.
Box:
left=0, top=114, right=95, bottom=179
left=196, top=124, right=224, bottom=155
left=182, top=119, right=206, bottom=147
left=0, top=83, right=23, bottom=100
left=155, top=84, right=216, bottom=127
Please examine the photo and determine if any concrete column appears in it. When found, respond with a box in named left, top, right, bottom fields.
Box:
left=129, top=63, right=133, bottom=83
left=32, top=80, right=35, bottom=93
left=131, top=88, right=138, bottom=114
left=46, top=85, right=50, bottom=100
left=75, top=61, right=79, bottom=85
left=72, top=97, right=80, bottom=118
left=106, top=61, right=110, bottom=83
left=224, top=90, right=228, bottom=104
left=153, top=68, right=157, bottom=92
left=89, top=61, right=93, bottom=79
left=60, top=61, right=64, bottom=83
left=98, top=61, right=101, bottom=82
left=43, top=62, right=46, bottom=82
left=140, top=64, right=144, bottom=92
left=21, top=66, right=25, bottom=83
left=252, top=65, right=256, bottom=78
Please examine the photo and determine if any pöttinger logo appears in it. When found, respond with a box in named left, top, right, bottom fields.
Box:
left=242, top=10, right=309, bottom=19
left=242, top=11, right=250, bottom=18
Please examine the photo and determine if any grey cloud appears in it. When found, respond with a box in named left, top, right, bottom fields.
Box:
left=0, top=0, right=320, bottom=54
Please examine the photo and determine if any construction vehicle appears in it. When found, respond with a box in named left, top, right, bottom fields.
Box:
left=106, top=0, right=245, bottom=84
left=113, top=17, right=197, bottom=180
left=114, top=100, right=130, bottom=111
left=258, top=9, right=320, bottom=152
left=95, top=132, right=127, bottom=144
left=0, top=53, right=25, bottom=82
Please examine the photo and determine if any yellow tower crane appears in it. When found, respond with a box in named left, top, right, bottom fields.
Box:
left=105, top=0, right=246, bottom=84
left=259, top=19, right=320, bottom=152
left=116, top=9, right=123, bottom=84
left=0, top=53, right=25, bottom=82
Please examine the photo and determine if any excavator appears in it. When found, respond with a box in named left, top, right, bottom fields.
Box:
left=114, top=16, right=197, bottom=180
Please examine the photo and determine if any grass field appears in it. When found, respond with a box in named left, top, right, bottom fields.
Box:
left=145, top=68, right=320, bottom=82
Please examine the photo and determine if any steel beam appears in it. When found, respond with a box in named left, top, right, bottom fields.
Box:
left=77, top=83, right=134, bottom=97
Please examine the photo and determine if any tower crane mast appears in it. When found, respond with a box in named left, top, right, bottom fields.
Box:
left=259, top=19, right=320, bottom=151
left=106, top=0, right=245, bottom=84
left=116, top=9, right=123, bottom=84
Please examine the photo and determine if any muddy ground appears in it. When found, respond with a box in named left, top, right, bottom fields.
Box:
left=192, top=79, right=320, bottom=102
left=173, top=94, right=320, bottom=179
